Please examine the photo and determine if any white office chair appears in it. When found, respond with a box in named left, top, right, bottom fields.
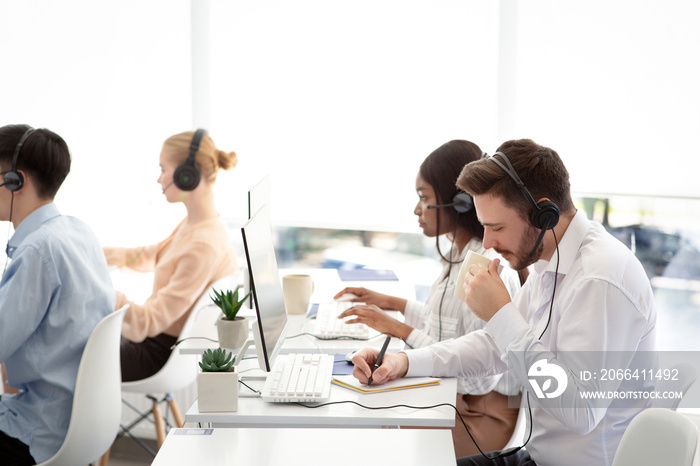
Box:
left=652, top=362, right=697, bottom=410
left=504, top=402, right=528, bottom=450
left=36, top=306, right=128, bottom=466
left=116, top=276, right=235, bottom=455
left=612, top=408, right=698, bottom=466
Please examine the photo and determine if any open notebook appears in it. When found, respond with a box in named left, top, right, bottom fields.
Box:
left=332, top=375, right=441, bottom=394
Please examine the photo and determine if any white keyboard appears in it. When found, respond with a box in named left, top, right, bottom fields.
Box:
left=312, top=301, right=370, bottom=339
left=261, top=353, right=334, bottom=403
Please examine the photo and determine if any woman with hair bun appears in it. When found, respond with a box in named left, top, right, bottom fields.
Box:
left=104, top=129, right=238, bottom=381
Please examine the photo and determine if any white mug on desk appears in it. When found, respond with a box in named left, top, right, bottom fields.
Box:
left=282, top=274, right=315, bottom=315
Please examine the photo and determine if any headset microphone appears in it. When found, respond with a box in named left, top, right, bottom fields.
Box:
left=528, top=216, right=551, bottom=258
left=161, top=181, right=174, bottom=194
left=427, top=192, right=473, bottom=213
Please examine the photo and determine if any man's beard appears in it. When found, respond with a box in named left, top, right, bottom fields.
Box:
left=496, top=223, right=544, bottom=271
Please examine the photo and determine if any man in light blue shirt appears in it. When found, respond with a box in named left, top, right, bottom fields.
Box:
left=0, top=125, right=115, bottom=465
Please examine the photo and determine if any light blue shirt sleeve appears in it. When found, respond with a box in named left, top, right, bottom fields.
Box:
left=0, top=243, right=57, bottom=365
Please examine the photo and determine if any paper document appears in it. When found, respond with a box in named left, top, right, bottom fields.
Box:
left=332, top=375, right=441, bottom=394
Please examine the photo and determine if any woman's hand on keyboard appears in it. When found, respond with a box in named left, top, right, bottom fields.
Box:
left=338, top=304, right=412, bottom=341
left=333, top=287, right=407, bottom=312
left=351, top=348, right=409, bottom=386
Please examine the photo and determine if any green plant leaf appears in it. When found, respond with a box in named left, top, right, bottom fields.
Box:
left=199, top=347, right=236, bottom=372
left=211, top=287, right=251, bottom=320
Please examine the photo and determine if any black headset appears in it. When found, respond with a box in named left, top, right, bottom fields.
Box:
left=3, top=127, right=36, bottom=192
left=173, top=128, right=207, bottom=191
left=427, top=192, right=473, bottom=213
left=488, top=151, right=559, bottom=231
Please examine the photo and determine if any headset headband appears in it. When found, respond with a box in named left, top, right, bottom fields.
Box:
left=189, top=128, right=207, bottom=159
left=488, top=151, right=540, bottom=214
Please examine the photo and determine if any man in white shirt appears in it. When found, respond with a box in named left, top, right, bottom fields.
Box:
left=351, top=139, right=656, bottom=466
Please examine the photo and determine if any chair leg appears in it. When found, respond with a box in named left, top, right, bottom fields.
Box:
left=98, top=448, right=111, bottom=466
left=168, top=396, right=184, bottom=428
left=152, top=403, right=167, bottom=448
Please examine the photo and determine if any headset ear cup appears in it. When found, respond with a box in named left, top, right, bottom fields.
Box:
left=452, top=192, right=473, bottom=213
left=3, top=171, right=24, bottom=192
left=532, top=200, right=560, bottom=230
left=173, top=161, right=201, bottom=191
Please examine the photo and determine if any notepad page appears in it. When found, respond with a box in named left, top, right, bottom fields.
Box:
left=332, top=375, right=441, bottom=394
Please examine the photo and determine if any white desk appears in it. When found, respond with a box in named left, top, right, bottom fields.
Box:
left=178, top=267, right=411, bottom=355
left=185, top=376, right=457, bottom=428
left=178, top=309, right=406, bottom=356
left=152, top=427, right=456, bottom=466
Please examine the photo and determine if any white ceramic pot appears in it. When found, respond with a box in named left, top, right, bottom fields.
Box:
left=216, top=316, right=248, bottom=350
left=197, top=369, right=239, bottom=412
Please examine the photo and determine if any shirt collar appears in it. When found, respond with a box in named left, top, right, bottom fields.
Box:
left=532, top=209, right=590, bottom=276
left=6, top=203, right=61, bottom=258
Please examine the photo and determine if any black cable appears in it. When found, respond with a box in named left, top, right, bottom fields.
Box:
left=2, top=193, right=14, bottom=275
left=294, top=399, right=519, bottom=460
left=502, top=228, right=560, bottom=458
left=538, top=229, right=559, bottom=341
left=170, top=336, right=219, bottom=350
left=437, top=219, right=459, bottom=341
left=238, top=379, right=261, bottom=395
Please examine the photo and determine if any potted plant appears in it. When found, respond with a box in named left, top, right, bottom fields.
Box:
left=212, top=287, right=250, bottom=349
left=197, top=347, right=239, bottom=412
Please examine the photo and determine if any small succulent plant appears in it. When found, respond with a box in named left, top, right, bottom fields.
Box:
left=211, top=287, right=251, bottom=321
left=199, top=348, right=236, bottom=372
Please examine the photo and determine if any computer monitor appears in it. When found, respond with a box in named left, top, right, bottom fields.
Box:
left=247, top=174, right=270, bottom=220
left=240, top=205, right=288, bottom=372
left=244, top=174, right=271, bottom=309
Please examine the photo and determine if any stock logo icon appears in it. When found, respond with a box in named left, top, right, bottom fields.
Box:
left=528, top=359, right=568, bottom=399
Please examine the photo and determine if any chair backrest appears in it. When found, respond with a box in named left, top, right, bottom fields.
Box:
left=121, top=275, right=236, bottom=394
left=503, top=399, right=527, bottom=450
left=37, top=305, right=128, bottom=466
left=652, top=362, right=697, bottom=410
left=612, top=408, right=698, bottom=466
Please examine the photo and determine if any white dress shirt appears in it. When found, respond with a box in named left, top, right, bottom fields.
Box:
left=406, top=210, right=656, bottom=466
left=403, top=238, right=521, bottom=395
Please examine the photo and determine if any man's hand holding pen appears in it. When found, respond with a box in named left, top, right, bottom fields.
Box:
left=351, top=344, right=409, bottom=386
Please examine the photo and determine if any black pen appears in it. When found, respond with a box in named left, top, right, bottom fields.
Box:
left=368, top=335, right=392, bottom=386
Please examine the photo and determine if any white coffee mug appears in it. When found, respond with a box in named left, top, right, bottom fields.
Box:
left=454, top=251, right=504, bottom=301
left=282, top=274, right=315, bottom=315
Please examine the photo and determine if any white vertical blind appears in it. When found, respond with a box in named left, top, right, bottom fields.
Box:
left=512, top=0, right=700, bottom=198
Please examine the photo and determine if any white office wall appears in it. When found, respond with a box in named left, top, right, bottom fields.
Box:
left=0, top=0, right=194, bottom=247
left=1, top=1, right=699, bottom=236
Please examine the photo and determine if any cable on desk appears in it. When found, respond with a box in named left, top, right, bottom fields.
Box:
left=295, top=399, right=528, bottom=461
left=238, top=379, right=262, bottom=396
left=170, top=336, right=219, bottom=350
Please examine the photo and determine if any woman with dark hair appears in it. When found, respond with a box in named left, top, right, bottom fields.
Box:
left=335, top=140, right=522, bottom=457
